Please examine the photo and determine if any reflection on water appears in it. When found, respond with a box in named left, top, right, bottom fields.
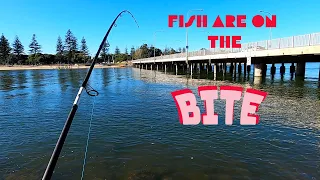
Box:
left=0, top=66, right=319, bottom=180
left=17, top=72, right=27, bottom=89
left=133, top=66, right=320, bottom=130
left=31, top=70, right=45, bottom=88
left=68, top=69, right=82, bottom=88
left=0, top=71, right=14, bottom=91
left=58, top=69, right=68, bottom=92
left=102, top=68, right=111, bottom=87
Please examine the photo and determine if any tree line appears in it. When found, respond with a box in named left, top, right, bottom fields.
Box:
left=0, top=30, right=187, bottom=65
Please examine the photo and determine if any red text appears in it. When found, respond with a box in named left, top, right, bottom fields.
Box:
left=208, top=36, right=242, bottom=48
left=168, top=15, right=207, bottom=28
left=252, top=15, right=277, bottom=27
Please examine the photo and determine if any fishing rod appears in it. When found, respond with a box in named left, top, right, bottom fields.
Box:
left=42, top=10, right=139, bottom=180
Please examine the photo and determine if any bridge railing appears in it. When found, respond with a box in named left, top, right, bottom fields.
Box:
left=133, top=32, right=320, bottom=62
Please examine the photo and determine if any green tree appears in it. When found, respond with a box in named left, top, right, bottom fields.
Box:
left=36, top=54, right=55, bottom=65
left=80, top=37, right=89, bottom=55
left=80, top=37, right=89, bottom=64
left=148, top=46, right=155, bottom=57
left=182, top=47, right=186, bottom=53
left=28, top=34, right=41, bottom=65
left=56, top=36, right=64, bottom=55
left=56, top=36, right=64, bottom=64
left=139, top=44, right=149, bottom=58
left=29, top=34, right=41, bottom=54
left=169, top=48, right=176, bottom=54
left=0, top=34, right=11, bottom=65
left=12, top=36, right=24, bottom=64
left=163, top=47, right=170, bottom=55
left=115, top=46, right=120, bottom=55
left=130, top=46, right=135, bottom=60
left=133, top=49, right=142, bottom=59
left=124, top=47, right=128, bottom=60
left=72, top=37, right=77, bottom=51
left=114, top=54, right=124, bottom=62
left=148, top=46, right=162, bottom=57
left=100, top=41, right=109, bottom=62
left=12, top=36, right=24, bottom=56
left=64, top=29, right=77, bottom=64
left=154, top=47, right=162, bottom=57
left=114, top=46, right=121, bottom=62
left=27, top=54, right=40, bottom=65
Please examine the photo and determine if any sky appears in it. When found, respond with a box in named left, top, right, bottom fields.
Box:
left=1, top=0, right=320, bottom=56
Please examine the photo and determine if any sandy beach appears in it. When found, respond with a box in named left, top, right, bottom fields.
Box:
left=0, top=64, right=130, bottom=71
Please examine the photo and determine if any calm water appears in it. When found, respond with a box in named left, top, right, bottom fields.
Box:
left=0, top=64, right=320, bottom=180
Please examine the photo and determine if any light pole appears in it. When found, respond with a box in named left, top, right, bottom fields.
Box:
left=186, top=9, right=203, bottom=68
left=154, top=30, right=164, bottom=61
left=259, top=10, right=272, bottom=41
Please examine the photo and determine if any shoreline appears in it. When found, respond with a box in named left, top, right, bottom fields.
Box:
left=0, top=64, right=130, bottom=71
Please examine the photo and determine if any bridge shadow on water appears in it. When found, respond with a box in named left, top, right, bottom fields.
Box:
left=132, top=63, right=320, bottom=101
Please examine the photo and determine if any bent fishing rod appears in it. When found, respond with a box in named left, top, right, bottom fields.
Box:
left=42, top=10, right=139, bottom=180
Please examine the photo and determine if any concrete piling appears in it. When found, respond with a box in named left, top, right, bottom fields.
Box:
left=254, top=63, right=264, bottom=77
left=280, top=63, right=285, bottom=74
left=230, top=63, right=234, bottom=73
left=175, top=64, right=178, bottom=75
left=247, top=65, right=251, bottom=74
left=296, top=62, right=306, bottom=77
left=213, top=64, right=217, bottom=80
left=244, top=62, right=247, bottom=76
left=133, top=54, right=312, bottom=84
left=271, top=63, right=276, bottom=75
left=206, top=63, right=209, bottom=74
left=263, top=64, right=267, bottom=76
left=238, top=63, right=242, bottom=74
left=290, top=63, right=295, bottom=74
left=318, top=66, right=320, bottom=87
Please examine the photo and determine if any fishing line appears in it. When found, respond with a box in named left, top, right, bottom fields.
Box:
left=80, top=92, right=97, bottom=180
left=42, top=10, right=139, bottom=180
left=80, top=83, right=99, bottom=179
left=79, top=10, right=138, bottom=179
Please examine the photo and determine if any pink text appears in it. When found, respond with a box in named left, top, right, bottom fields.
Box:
left=171, top=86, right=268, bottom=125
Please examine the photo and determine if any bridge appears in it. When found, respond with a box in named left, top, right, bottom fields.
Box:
left=132, top=32, right=320, bottom=80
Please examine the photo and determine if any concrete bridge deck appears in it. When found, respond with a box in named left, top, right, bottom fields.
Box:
left=132, top=32, right=320, bottom=64
left=132, top=32, right=320, bottom=80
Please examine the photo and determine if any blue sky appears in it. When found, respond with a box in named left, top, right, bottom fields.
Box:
left=1, top=0, right=320, bottom=55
